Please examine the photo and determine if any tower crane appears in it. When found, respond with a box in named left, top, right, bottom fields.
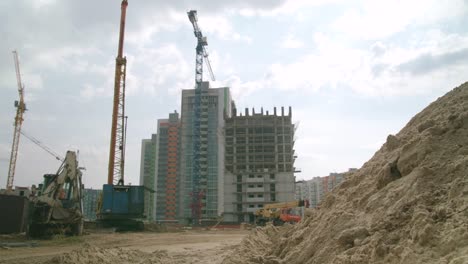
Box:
left=6, top=51, right=27, bottom=191
left=108, top=0, right=128, bottom=185
left=187, top=10, right=215, bottom=224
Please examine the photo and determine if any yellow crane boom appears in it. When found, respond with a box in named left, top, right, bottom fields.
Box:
left=6, top=50, right=27, bottom=191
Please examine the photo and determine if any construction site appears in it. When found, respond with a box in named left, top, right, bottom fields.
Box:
left=1, top=1, right=468, bottom=264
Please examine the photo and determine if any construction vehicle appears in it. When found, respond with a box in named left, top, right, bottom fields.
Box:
left=28, top=151, right=84, bottom=238
left=254, top=200, right=308, bottom=226
left=97, top=0, right=145, bottom=230
left=6, top=51, right=27, bottom=192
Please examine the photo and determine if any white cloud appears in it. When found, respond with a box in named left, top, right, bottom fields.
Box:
left=23, top=73, right=44, bottom=91
left=35, top=46, right=101, bottom=72
left=199, top=15, right=252, bottom=44
left=332, top=0, right=468, bottom=40
left=280, top=34, right=305, bottom=49
left=129, top=44, right=191, bottom=96
left=32, top=0, right=57, bottom=9
left=237, top=0, right=345, bottom=17
left=231, top=30, right=468, bottom=97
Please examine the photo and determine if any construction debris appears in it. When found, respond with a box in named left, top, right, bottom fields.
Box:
left=223, top=82, right=468, bottom=263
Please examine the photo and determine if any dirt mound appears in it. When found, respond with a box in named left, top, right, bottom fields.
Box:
left=45, top=243, right=174, bottom=264
left=223, top=82, right=468, bottom=264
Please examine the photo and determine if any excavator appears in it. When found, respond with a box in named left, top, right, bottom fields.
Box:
left=254, top=200, right=308, bottom=226
left=28, top=151, right=84, bottom=238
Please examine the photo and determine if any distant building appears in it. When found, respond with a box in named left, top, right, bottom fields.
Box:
left=82, top=188, right=101, bottom=221
left=178, top=82, right=232, bottom=223
left=296, top=169, right=355, bottom=208
left=140, top=134, right=157, bottom=221
left=12, top=186, right=31, bottom=197
left=223, top=106, right=296, bottom=223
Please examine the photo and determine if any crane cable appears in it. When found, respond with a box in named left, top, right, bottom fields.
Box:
left=19, top=130, right=64, bottom=162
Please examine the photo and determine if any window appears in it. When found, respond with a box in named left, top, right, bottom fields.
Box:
left=236, top=128, right=246, bottom=134
left=257, top=175, right=263, bottom=178
left=248, top=184, right=254, bottom=188
left=248, top=194, right=254, bottom=198
left=249, top=204, right=255, bottom=208
left=257, top=184, right=263, bottom=188
left=249, top=174, right=254, bottom=178
left=257, top=194, right=263, bottom=198
left=270, top=174, right=275, bottom=179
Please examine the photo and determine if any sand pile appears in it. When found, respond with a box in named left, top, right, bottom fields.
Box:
left=45, top=243, right=174, bottom=264
left=223, top=82, right=468, bottom=264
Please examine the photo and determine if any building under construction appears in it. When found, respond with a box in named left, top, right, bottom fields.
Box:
left=223, top=106, right=296, bottom=223
left=178, top=82, right=232, bottom=223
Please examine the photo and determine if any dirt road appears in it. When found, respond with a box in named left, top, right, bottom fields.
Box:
left=0, top=229, right=249, bottom=264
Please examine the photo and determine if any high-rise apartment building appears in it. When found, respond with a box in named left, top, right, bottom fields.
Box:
left=140, top=134, right=157, bottom=221
left=179, top=82, right=232, bottom=223
left=223, top=106, right=296, bottom=223
left=154, top=112, right=180, bottom=221
left=295, top=169, right=355, bottom=208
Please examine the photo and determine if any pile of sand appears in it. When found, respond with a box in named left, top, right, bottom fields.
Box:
left=46, top=243, right=174, bottom=264
left=223, top=82, right=468, bottom=264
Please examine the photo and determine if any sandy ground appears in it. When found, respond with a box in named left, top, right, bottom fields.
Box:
left=0, top=229, right=249, bottom=264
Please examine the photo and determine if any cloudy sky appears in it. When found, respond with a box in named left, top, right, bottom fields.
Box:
left=1, top=0, right=467, bottom=189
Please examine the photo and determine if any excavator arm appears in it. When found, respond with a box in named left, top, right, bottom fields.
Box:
left=28, top=151, right=84, bottom=237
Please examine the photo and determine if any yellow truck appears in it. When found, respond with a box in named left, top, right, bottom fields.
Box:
left=254, top=200, right=308, bottom=226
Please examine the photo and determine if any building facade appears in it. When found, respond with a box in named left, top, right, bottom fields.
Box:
left=223, top=106, right=296, bottom=223
left=154, top=112, right=180, bottom=221
left=178, top=82, right=232, bottom=223
left=140, top=134, right=157, bottom=221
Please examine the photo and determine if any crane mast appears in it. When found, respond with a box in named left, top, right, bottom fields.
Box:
left=6, top=51, right=27, bottom=191
left=187, top=10, right=215, bottom=224
left=108, top=0, right=128, bottom=185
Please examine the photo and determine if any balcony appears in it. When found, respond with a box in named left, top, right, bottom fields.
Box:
left=246, top=187, right=264, bottom=193
left=246, top=177, right=264, bottom=183
left=246, top=197, right=265, bottom=203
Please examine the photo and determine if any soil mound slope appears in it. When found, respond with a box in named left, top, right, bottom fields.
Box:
left=44, top=243, right=174, bottom=264
left=223, top=82, right=468, bottom=264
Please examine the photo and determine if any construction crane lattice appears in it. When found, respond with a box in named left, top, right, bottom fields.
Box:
left=187, top=10, right=215, bottom=224
left=108, top=0, right=128, bottom=185
left=6, top=51, right=27, bottom=191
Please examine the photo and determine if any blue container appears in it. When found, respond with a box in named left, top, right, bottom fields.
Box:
left=101, top=184, right=144, bottom=218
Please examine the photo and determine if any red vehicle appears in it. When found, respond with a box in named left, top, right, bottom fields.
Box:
left=254, top=200, right=308, bottom=226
